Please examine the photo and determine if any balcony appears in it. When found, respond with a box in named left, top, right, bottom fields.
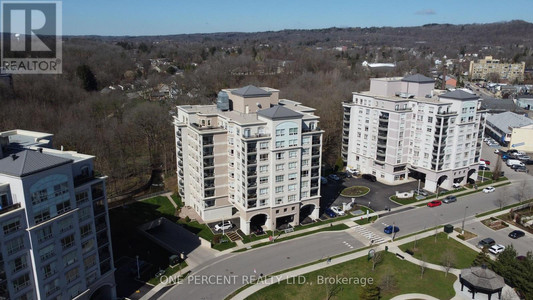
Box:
left=311, top=159, right=320, bottom=167
left=379, top=115, right=389, bottom=122
left=343, top=122, right=350, bottom=129
left=311, top=171, right=319, bottom=177
left=204, top=159, right=214, bottom=168
left=178, top=160, right=183, bottom=167
left=203, top=150, right=214, bottom=157
left=0, top=203, right=22, bottom=217
left=204, top=172, right=215, bottom=178
left=178, top=180, right=184, bottom=187
left=247, top=147, right=257, bottom=153
left=205, top=190, right=215, bottom=198
left=179, top=189, right=184, bottom=196
left=178, top=170, right=184, bottom=177
left=247, top=194, right=257, bottom=200
left=178, top=150, right=183, bottom=158
left=312, top=137, right=320, bottom=145
left=177, top=140, right=182, bottom=147
left=376, top=153, right=386, bottom=161
left=247, top=201, right=257, bottom=208
left=176, top=130, right=181, bottom=137
left=202, top=138, right=214, bottom=146
left=378, top=122, right=388, bottom=129
left=74, top=171, right=96, bottom=187
left=247, top=181, right=257, bottom=187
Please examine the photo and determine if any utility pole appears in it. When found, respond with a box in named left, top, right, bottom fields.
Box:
left=461, top=206, right=469, bottom=235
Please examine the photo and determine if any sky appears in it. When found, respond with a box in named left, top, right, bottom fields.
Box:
left=58, top=0, right=533, bottom=36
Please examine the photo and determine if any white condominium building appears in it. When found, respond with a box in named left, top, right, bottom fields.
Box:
left=174, top=86, right=323, bottom=234
left=342, top=74, right=486, bottom=192
left=0, top=130, right=116, bottom=300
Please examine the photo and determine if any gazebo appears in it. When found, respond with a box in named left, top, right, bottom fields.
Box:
left=460, top=266, right=505, bottom=300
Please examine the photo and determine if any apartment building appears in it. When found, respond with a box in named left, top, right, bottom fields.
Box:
left=469, top=56, right=525, bottom=83
left=174, top=85, right=323, bottom=234
left=0, top=130, right=115, bottom=300
left=342, top=74, right=486, bottom=192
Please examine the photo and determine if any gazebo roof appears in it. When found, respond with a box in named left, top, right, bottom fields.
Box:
left=461, top=266, right=505, bottom=291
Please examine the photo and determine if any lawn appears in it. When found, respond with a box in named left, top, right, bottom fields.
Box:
left=241, top=230, right=274, bottom=244
left=171, top=194, right=184, bottom=208
left=390, top=195, right=419, bottom=205
left=399, top=232, right=478, bottom=269
left=340, top=186, right=370, bottom=197
left=147, top=261, right=188, bottom=286
left=178, top=220, right=214, bottom=242
left=246, top=252, right=456, bottom=300
left=142, top=196, right=176, bottom=216
left=354, top=206, right=377, bottom=225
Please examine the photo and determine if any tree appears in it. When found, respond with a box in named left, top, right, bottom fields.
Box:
left=419, top=255, right=428, bottom=279
left=517, top=180, right=529, bottom=204
left=76, top=64, right=98, bottom=91
left=472, top=248, right=492, bottom=267
left=496, top=187, right=509, bottom=210
left=359, top=284, right=380, bottom=300
left=492, top=156, right=502, bottom=181
left=326, top=282, right=343, bottom=300
left=371, top=250, right=383, bottom=271
left=441, top=249, right=456, bottom=277
left=380, top=267, right=397, bottom=292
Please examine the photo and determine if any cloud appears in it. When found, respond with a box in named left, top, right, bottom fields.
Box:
left=415, top=9, right=436, bottom=15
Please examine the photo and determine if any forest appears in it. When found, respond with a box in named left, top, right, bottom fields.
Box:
left=1, top=20, right=533, bottom=201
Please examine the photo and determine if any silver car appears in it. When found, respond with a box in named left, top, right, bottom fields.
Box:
left=443, top=195, right=457, bottom=203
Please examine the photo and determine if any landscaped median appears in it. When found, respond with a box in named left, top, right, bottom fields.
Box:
left=340, top=185, right=370, bottom=197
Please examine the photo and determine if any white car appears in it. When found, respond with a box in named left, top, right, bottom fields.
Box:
left=329, top=206, right=345, bottom=216
left=483, top=186, right=495, bottom=193
left=214, top=221, right=233, bottom=231
left=494, top=149, right=500, bottom=154
left=489, top=244, right=505, bottom=255
left=452, top=182, right=461, bottom=189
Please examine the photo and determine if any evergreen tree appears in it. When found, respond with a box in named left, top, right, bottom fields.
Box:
left=359, top=284, right=380, bottom=300
left=471, top=248, right=492, bottom=268
left=76, top=64, right=98, bottom=91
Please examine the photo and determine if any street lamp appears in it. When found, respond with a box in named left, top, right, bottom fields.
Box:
left=417, top=179, right=421, bottom=195
left=461, top=206, right=469, bottom=235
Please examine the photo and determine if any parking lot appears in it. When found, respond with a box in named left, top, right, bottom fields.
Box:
left=465, top=220, right=533, bottom=257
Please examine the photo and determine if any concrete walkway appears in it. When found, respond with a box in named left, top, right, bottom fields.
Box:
left=390, top=294, right=440, bottom=300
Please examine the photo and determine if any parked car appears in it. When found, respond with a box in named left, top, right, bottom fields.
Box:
left=347, top=168, right=360, bottom=176
left=155, top=269, right=166, bottom=277
left=525, top=159, right=533, bottom=165
left=494, top=149, right=500, bottom=154
left=477, top=238, right=495, bottom=249
left=515, top=166, right=527, bottom=172
left=427, top=200, right=442, bottom=207
left=479, top=166, right=490, bottom=171
left=214, top=221, right=233, bottom=231
left=489, top=244, right=506, bottom=255
left=328, top=174, right=340, bottom=181
left=329, top=206, right=345, bottom=216
left=480, top=159, right=491, bottom=165
left=517, top=155, right=531, bottom=161
left=508, top=230, right=525, bottom=239
left=443, top=195, right=457, bottom=203
left=483, top=186, right=495, bottom=193
left=384, top=225, right=400, bottom=234
left=324, top=208, right=337, bottom=218
left=320, top=176, right=328, bottom=185
left=362, top=174, right=377, bottom=182
left=414, top=189, right=428, bottom=196
left=510, top=163, right=525, bottom=170
left=452, top=182, right=461, bottom=189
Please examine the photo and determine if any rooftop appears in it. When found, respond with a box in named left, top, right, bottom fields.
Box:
left=257, top=105, right=303, bottom=120
left=486, top=111, right=533, bottom=134
left=440, top=90, right=480, bottom=101
left=0, top=150, right=72, bottom=177
left=401, top=74, right=435, bottom=83
left=0, top=129, right=53, bottom=150
left=231, top=85, right=272, bottom=98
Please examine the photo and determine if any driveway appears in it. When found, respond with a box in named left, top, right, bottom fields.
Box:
left=464, top=219, right=533, bottom=256
left=321, top=176, right=420, bottom=211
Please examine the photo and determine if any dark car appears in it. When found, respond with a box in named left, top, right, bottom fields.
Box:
left=515, top=166, right=527, bottom=172
left=324, top=208, right=337, bottom=218
left=253, top=227, right=265, bottom=235
left=477, top=238, right=495, bottom=249
left=525, top=160, right=533, bottom=165
left=384, top=225, right=399, bottom=234
left=508, top=230, right=525, bottom=239
left=479, top=166, right=490, bottom=171
left=414, top=189, right=428, bottom=196
left=510, top=164, right=523, bottom=170
left=362, top=174, right=377, bottom=182
left=443, top=195, right=457, bottom=203
left=427, top=200, right=442, bottom=207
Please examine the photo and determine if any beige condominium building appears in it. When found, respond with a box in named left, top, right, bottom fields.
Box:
left=342, top=74, right=487, bottom=192
left=469, top=56, right=525, bottom=83
left=174, top=86, right=323, bottom=234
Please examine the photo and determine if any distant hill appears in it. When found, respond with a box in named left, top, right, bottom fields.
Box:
left=73, top=20, right=533, bottom=49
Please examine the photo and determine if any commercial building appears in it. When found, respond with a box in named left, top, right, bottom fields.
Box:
left=469, top=56, right=525, bottom=83
left=0, top=130, right=116, bottom=300
left=485, top=111, right=533, bottom=151
left=174, top=86, right=323, bottom=234
left=342, top=74, right=486, bottom=192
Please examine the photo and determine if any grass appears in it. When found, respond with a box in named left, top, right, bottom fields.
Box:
left=241, top=230, right=273, bottom=244
left=142, top=196, right=176, bottom=216
left=454, top=228, right=477, bottom=240
left=340, top=186, right=370, bottom=197
left=399, top=232, right=478, bottom=269
left=245, top=252, right=456, bottom=300
left=147, top=261, right=188, bottom=285
left=354, top=206, right=377, bottom=225
left=475, top=199, right=533, bottom=218
left=466, top=176, right=508, bottom=188
left=177, top=220, right=214, bottom=242
left=390, top=195, right=419, bottom=205
left=395, top=226, right=443, bottom=241
left=212, top=235, right=238, bottom=251
left=171, top=194, right=184, bottom=208
left=235, top=224, right=349, bottom=252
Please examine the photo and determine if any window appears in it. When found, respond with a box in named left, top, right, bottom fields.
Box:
left=260, top=154, right=268, bottom=161
left=78, top=206, right=92, bottom=222
left=302, top=137, right=310, bottom=145
left=289, top=162, right=297, bottom=169
left=302, top=148, right=310, bottom=156
left=301, top=191, right=308, bottom=198
left=80, top=224, right=92, bottom=238
left=288, top=195, right=297, bottom=202
left=31, top=189, right=47, bottom=205
left=276, top=164, right=284, bottom=171
left=301, top=170, right=309, bottom=177
left=42, top=262, right=56, bottom=278
left=276, top=152, right=285, bottom=160
left=275, top=186, right=284, bottom=193
left=260, top=142, right=268, bottom=149
left=12, top=273, right=30, bottom=292
left=61, top=234, right=75, bottom=250
left=39, top=244, right=55, bottom=261
left=276, top=129, right=285, bottom=136
left=37, top=226, right=53, bottom=243
left=428, top=116, right=433, bottom=123
left=301, top=181, right=309, bottom=188
left=289, top=151, right=297, bottom=158
left=3, top=219, right=21, bottom=235
left=84, top=254, right=97, bottom=270
left=289, top=128, right=298, bottom=135
left=289, top=139, right=297, bottom=147
left=259, top=166, right=268, bottom=173
left=63, top=251, right=77, bottom=267
left=288, top=184, right=297, bottom=191
left=288, top=173, right=297, bottom=181
left=276, top=175, right=284, bottom=182
left=6, top=237, right=24, bottom=255
left=65, top=267, right=79, bottom=283
left=86, top=271, right=97, bottom=285
left=53, top=182, right=68, bottom=197
left=259, top=199, right=267, bottom=206
left=75, top=190, right=89, bottom=205
left=56, top=200, right=71, bottom=215
left=260, top=177, right=268, bottom=184
left=275, top=141, right=285, bottom=148
left=302, top=159, right=309, bottom=166
left=10, top=255, right=27, bottom=273
left=34, top=209, right=50, bottom=224
left=259, top=188, right=268, bottom=195
left=82, top=239, right=94, bottom=254
left=275, top=198, right=283, bottom=205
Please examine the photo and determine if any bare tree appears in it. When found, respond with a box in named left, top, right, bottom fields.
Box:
left=380, top=267, right=397, bottom=292
left=492, top=156, right=502, bottom=181
left=496, top=187, right=509, bottom=210
left=441, top=249, right=456, bottom=277
left=517, top=180, right=529, bottom=204
left=326, top=282, right=343, bottom=300
left=371, top=249, right=383, bottom=271
left=419, top=255, right=428, bottom=279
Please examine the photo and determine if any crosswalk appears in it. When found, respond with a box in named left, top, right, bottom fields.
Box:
left=352, top=224, right=389, bottom=244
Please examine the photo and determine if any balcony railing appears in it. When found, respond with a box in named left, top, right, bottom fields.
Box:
left=0, top=203, right=21, bottom=217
